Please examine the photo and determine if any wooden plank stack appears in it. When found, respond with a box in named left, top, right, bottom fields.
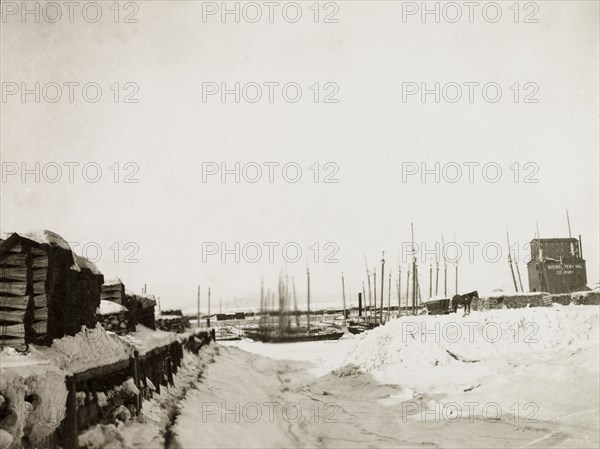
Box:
left=98, top=312, right=131, bottom=335
left=0, top=240, right=48, bottom=350
left=1, top=231, right=104, bottom=350
left=155, top=311, right=189, bottom=333
left=131, top=292, right=156, bottom=330
left=550, top=293, right=572, bottom=305
left=101, top=279, right=125, bottom=305
left=30, top=246, right=49, bottom=342
left=572, top=291, right=600, bottom=305
left=473, top=292, right=552, bottom=311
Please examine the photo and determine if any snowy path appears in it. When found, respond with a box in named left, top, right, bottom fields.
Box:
left=81, top=306, right=599, bottom=448
left=167, top=343, right=597, bottom=448
left=170, top=306, right=599, bottom=448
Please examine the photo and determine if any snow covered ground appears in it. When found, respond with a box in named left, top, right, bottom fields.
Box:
left=76, top=305, right=599, bottom=448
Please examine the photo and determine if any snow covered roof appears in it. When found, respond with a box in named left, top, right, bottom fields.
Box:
left=104, top=277, right=124, bottom=286
left=0, top=229, right=72, bottom=250
left=98, top=300, right=128, bottom=315
left=73, top=253, right=102, bottom=276
left=0, top=230, right=103, bottom=276
left=123, top=290, right=156, bottom=308
left=423, top=295, right=450, bottom=303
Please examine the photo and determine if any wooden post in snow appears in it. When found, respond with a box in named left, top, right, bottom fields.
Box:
left=207, top=287, right=211, bottom=328
left=64, top=374, right=77, bottom=449
left=197, top=285, right=200, bottom=328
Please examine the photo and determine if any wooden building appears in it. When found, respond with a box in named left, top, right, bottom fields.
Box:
left=527, top=237, right=588, bottom=294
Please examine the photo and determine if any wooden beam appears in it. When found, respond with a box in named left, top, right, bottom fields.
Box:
left=0, top=295, right=29, bottom=310
left=32, top=321, right=47, bottom=335
left=0, top=281, right=27, bottom=296
left=0, top=267, right=28, bottom=281
left=34, top=307, right=48, bottom=321
left=32, top=268, right=47, bottom=282
left=0, top=309, right=26, bottom=324
left=33, top=281, right=46, bottom=295
left=0, top=323, right=25, bottom=338
left=0, top=234, right=21, bottom=258
left=31, top=247, right=46, bottom=256
left=0, top=337, right=27, bottom=351
left=34, top=294, right=47, bottom=308
left=32, top=256, right=48, bottom=268
left=0, top=254, right=27, bottom=267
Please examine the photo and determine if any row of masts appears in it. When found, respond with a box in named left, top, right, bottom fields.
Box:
left=258, top=269, right=313, bottom=335
left=196, top=214, right=580, bottom=325
left=356, top=223, right=460, bottom=320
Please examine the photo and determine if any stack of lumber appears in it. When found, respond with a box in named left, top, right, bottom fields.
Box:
left=156, top=312, right=189, bottom=333
left=100, top=278, right=125, bottom=305
left=30, top=246, right=49, bottom=342
left=550, top=293, right=572, bottom=305
left=572, top=291, right=600, bottom=305
left=0, top=241, right=48, bottom=350
left=1, top=231, right=104, bottom=349
left=474, top=292, right=551, bottom=311
left=97, top=300, right=133, bottom=335
left=119, top=290, right=157, bottom=330
left=471, top=295, right=503, bottom=311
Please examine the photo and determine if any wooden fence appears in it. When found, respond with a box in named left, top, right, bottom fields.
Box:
left=52, top=331, right=212, bottom=449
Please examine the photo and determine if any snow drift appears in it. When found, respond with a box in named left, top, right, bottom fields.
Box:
left=331, top=305, right=599, bottom=392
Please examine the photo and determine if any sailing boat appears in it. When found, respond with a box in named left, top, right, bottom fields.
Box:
left=244, top=269, right=344, bottom=343
left=348, top=252, right=387, bottom=334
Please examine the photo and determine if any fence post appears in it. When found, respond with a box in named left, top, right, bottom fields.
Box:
left=63, top=374, right=78, bottom=449
left=131, top=350, right=141, bottom=414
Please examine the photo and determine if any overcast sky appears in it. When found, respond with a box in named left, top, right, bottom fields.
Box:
left=1, top=1, right=598, bottom=312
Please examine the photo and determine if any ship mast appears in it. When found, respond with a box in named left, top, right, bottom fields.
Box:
left=442, top=234, right=447, bottom=297
left=306, top=268, right=311, bottom=334
left=292, top=277, right=299, bottom=327
left=380, top=252, right=385, bottom=323
left=507, top=229, right=518, bottom=291
left=341, top=272, right=347, bottom=327
left=363, top=252, right=372, bottom=319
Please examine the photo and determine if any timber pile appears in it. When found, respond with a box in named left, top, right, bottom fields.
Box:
left=126, top=291, right=156, bottom=330
left=100, top=278, right=125, bottom=305
left=156, top=311, right=189, bottom=333
left=101, top=282, right=156, bottom=330
left=572, top=291, right=600, bottom=305
left=550, top=293, right=572, bottom=306
left=98, top=300, right=134, bottom=335
left=0, top=231, right=104, bottom=350
left=0, top=240, right=49, bottom=350
left=473, top=292, right=551, bottom=311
